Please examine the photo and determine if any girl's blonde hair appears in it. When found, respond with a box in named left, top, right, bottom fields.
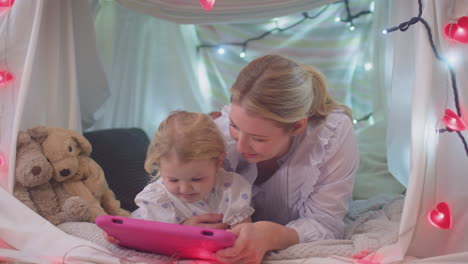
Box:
left=144, top=111, right=225, bottom=174
left=230, top=54, right=352, bottom=130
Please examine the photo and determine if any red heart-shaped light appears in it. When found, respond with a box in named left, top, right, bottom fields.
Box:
left=199, top=0, right=215, bottom=11
left=442, top=109, right=466, bottom=131
left=427, top=202, right=452, bottom=230
left=444, top=16, right=468, bottom=43
left=0, top=70, right=14, bottom=87
left=0, top=0, right=15, bottom=8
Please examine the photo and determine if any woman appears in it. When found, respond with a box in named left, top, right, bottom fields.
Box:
left=206, top=54, right=359, bottom=264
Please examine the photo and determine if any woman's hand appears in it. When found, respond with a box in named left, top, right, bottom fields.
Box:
left=103, top=231, right=119, bottom=244
left=215, top=223, right=268, bottom=264
left=215, top=221, right=299, bottom=264
left=182, top=213, right=228, bottom=229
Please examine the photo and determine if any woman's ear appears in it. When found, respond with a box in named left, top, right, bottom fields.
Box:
left=216, top=152, right=226, bottom=169
left=291, top=118, right=308, bottom=136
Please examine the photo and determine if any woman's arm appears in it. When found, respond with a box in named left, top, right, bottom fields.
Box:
left=215, top=221, right=299, bottom=264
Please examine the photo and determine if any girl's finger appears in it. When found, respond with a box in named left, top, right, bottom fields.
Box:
left=193, top=213, right=223, bottom=224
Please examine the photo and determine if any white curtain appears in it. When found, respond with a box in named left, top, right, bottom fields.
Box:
left=0, top=0, right=108, bottom=192
left=88, top=0, right=208, bottom=138
left=115, top=0, right=336, bottom=24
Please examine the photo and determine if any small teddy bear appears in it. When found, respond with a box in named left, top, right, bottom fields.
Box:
left=28, top=126, right=130, bottom=222
left=13, top=131, right=90, bottom=225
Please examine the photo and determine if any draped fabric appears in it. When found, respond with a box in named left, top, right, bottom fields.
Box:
left=115, top=0, right=336, bottom=24
left=88, top=0, right=208, bottom=137
left=0, top=0, right=108, bottom=192
left=390, top=0, right=468, bottom=258
left=195, top=0, right=375, bottom=124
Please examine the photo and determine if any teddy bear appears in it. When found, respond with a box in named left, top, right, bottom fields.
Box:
left=28, top=126, right=130, bottom=222
left=13, top=131, right=90, bottom=225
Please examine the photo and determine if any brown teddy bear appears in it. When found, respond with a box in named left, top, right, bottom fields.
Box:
left=13, top=131, right=90, bottom=225
left=28, top=126, right=130, bottom=222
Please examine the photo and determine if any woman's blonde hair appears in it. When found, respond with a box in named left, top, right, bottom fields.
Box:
left=230, top=54, right=352, bottom=129
left=144, top=111, right=225, bottom=174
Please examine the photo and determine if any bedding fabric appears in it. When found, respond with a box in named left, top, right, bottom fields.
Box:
left=58, top=194, right=404, bottom=261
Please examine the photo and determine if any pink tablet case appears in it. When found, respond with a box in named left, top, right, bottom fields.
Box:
left=96, top=215, right=236, bottom=260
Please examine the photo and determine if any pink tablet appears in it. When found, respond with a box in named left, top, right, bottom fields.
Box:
left=96, top=215, right=236, bottom=260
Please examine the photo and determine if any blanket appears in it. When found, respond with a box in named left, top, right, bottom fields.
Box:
left=265, top=194, right=403, bottom=260
left=58, top=194, right=404, bottom=262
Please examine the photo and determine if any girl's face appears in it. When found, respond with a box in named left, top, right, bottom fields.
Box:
left=159, top=155, right=219, bottom=203
left=229, top=103, right=297, bottom=164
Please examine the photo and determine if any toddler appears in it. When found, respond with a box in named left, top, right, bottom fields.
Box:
left=131, top=110, right=254, bottom=226
left=104, top=111, right=253, bottom=243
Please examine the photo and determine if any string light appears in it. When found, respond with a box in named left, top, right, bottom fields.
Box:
left=382, top=0, right=468, bottom=157
left=0, top=69, right=13, bottom=87
left=197, top=1, right=373, bottom=57
left=336, top=0, right=372, bottom=31
left=443, top=16, right=468, bottom=44
left=353, top=112, right=372, bottom=126
left=427, top=202, right=452, bottom=230
left=383, top=0, right=463, bottom=231
left=0, top=0, right=14, bottom=8
left=198, top=0, right=215, bottom=11
left=364, top=63, right=373, bottom=71
left=0, top=152, right=5, bottom=169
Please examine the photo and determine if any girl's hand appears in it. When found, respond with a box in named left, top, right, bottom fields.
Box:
left=103, top=231, right=119, bottom=244
left=208, top=111, right=222, bottom=119
left=182, top=213, right=229, bottom=229
left=215, top=223, right=268, bottom=264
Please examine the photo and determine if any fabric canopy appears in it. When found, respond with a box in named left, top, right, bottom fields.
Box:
left=115, top=0, right=336, bottom=24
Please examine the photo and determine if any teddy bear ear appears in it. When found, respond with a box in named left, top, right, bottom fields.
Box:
left=27, top=126, right=49, bottom=144
left=17, top=131, right=32, bottom=148
left=67, top=130, right=92, bottom=156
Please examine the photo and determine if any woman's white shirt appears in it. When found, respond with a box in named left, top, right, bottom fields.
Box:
left=214, top=105, right=359, bottom=243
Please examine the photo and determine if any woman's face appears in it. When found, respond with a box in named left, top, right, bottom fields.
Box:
left=228, top=103, right=294, bottom=163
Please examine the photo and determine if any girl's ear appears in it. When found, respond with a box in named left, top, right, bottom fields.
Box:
left=216, top=152, right=226, bottom=169
left=291, top=117, right=308, bottom=136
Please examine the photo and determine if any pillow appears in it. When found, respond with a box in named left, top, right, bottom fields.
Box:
left=84, top=128, right=151, bottom=212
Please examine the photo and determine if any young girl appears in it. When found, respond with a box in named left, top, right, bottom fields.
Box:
left=104, top=111, right=253, bottom=244
left=131, top=110, right=254, bottom=227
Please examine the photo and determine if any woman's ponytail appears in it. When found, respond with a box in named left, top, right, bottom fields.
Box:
left=302, top=65, right=353, bottom=120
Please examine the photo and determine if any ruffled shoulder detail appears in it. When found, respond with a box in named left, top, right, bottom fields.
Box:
left=214, top=105, right=240, bottom=172
left=134, top=181, right=171, bottom=205
left=296, top=110, right=352, bottom=203
left=132, top=182, right=179, bottom=222
left=314, top=110, right=350, bottom=165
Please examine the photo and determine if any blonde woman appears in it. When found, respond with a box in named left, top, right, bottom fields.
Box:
left=211, top=54, right=359, bottom=264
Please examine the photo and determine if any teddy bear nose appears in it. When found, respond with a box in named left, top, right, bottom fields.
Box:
left=60, top=169, right=71, bottom=177
left=31, top=166, right=42, bottom=176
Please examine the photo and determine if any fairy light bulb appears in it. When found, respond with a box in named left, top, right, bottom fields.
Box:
left=239, top=52, right=246, bottom=58
left=0, top=155, right=4, bottom=167
left=427, top=202, right=452, bottom=229
left=217, top=47, right=225, bottom=55
left=0, top=69, right=14, bottom=86
left=0, top=0, right=15, bottom=7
